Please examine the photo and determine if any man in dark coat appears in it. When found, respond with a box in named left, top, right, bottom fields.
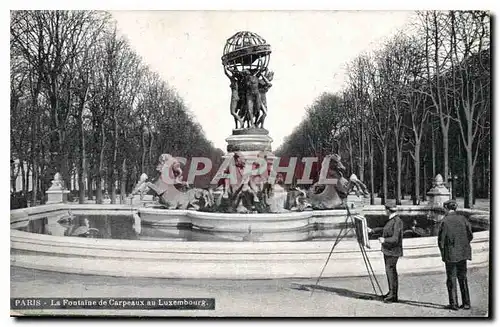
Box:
left=379, top=205, right=404, bottom=303
left=438, top=199, right=473, bottom=310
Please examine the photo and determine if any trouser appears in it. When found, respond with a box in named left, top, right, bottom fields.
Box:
left=384, top=255, right=399, bottom=298
left=445, top=260, right=470, bottom=307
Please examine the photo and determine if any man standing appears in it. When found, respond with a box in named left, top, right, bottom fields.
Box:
left=379, top=205, right=404, bottom=303
left=438, top=199, right=473, bottom=310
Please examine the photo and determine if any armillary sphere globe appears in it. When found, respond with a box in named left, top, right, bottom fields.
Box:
left=221, top=31, right=272, bottom=75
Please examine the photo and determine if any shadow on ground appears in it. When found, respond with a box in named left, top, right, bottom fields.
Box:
left=291, top=283, right=448, bottom=310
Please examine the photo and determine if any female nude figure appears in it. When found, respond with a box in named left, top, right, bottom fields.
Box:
left=242, top=69, right=262, bottom=128
left=256, top=68, right=274, bottom=128
left=224, top=68, right=245, bottom=129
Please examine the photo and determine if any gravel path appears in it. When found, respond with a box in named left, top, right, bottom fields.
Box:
left=10, top=266, right=489, bottom=317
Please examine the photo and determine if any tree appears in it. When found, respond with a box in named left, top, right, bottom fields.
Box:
left=366, top=51, right=393, bottom=205
left=449, top=11, right=490, bottom=208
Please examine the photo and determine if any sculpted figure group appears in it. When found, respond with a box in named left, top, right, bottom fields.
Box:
left=225, top=67, right=274, bottom=129
left=131, top=152, right=370, bottom=213
left=131, top=154, right=214, bottom=211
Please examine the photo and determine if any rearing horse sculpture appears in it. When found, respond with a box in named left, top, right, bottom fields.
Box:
left=146, top=154, right=214, bottom=210
left=307, top=154, right=369, bottom=209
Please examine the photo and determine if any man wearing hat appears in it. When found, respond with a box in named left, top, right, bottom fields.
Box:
left=438, top=199, right=473, bottom=310
left=379, top=205, right=404, bottom=303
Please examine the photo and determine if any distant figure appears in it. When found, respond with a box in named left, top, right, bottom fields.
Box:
left=438, top=199, right=473, bottom=311
left=378, top=205, right=404, bottom=303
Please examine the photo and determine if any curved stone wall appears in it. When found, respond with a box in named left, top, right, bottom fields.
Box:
left=10, top=204, right=490, bottom=279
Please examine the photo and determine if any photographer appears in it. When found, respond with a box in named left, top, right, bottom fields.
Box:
left=379, top=205, right=404, bottom=303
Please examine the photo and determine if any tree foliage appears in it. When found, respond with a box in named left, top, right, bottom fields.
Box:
left=277, top=10, right=491, bottom=208
left=10, top=10, right=220, bottom=206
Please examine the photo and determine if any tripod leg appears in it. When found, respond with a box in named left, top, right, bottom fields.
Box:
left=362, top=245, right=384, bottom=296
left=311, top=216, right=353, bottom=297
left=358, top=240, right=378, bottom=295
left=350, top=214, right=384, bottom=296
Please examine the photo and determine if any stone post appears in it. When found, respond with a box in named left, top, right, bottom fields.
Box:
left=45, top=173, right=70, bottom=204
left=426, top=174, right=451, bottom=207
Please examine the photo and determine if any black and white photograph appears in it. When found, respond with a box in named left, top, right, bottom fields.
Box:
left=8, top=7, right=492, bottom=318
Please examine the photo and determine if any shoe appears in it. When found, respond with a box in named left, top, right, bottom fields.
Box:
left=383, top=296, right=398, bottom=303
left=459, top=304, right=471, bottom=310
left=445, top=305, right=459, bottom=311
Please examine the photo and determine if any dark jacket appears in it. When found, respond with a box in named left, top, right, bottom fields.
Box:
left=438, top=212, right=473, bottom=263
left=381, top=215, right=404, bottom=257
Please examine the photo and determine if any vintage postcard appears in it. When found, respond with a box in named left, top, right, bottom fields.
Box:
left=10, top=9, right=491, bottom=318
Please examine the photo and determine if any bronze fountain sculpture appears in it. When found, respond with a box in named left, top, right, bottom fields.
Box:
left=132, top=31, right=369, bottom=213
left=222, top=31, right=273, bottom=129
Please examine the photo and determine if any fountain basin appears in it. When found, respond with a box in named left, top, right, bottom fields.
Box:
left=139, top=208, right=353, bottom=241
left=10, top=203, right=490, bottom=279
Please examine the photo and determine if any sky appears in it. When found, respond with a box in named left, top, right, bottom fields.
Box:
left=111, top=11, right=415, bottom=151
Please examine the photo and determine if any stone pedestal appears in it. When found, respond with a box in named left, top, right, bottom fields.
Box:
left=226, top=128, right=273, bottom=153
left=427, top=174, right=450, bottom=207
left=224, top=128, right=276, bottom=167
left=46, top=173, right=70, bottom=204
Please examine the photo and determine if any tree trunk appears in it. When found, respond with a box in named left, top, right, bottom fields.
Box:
left=24, top=163, right=30, bottom=195
left=78, top=113, right=85, bottom=203
left=369, top=136, right=375, bottom=205
left=96, top=124, right=106, bottom=204
left=57, top=128, right=70, bottom=187
left=442, top=128, right=449, bottom=188
left=462, top=161, right=466, bottom=203
left=11, top=162, right=17, bottom=193
left=86, top=157, right=93, bottom=200
left=120, top=158, right=127, bottom=204
left=466, top=149, right=474, bottom=208
left=110, top=107, right=118, bottom=204
left=141, top=128, right=146, bottom=173
left=431, top=127, right=436, bottom=177
left=422, top=163, right=427, bottom=202
left=148, top=130, right=154, bottom=175
left=95, top=172, right=102, bottom=204
left=347, top=130, right=354, bottom=174
left=395, top=146, right=402, bottom=205
left=30, top=113, right=38, bottom=206
left=110, top=173, right=117, bottom=204
left=21, top=161, right=26, bottom=194
left=381, top=145, right=387, bottom=205
left=359, top=121, right=365, bottom=181
left=405, top=156, right=410, bottom=198
left=87, top=175, right=93, bottom=201
left=31, top=161, right=38, bottom=206
left=414, top=143, right=421, bottom=205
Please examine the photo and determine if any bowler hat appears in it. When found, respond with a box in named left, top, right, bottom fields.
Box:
left=385, top=204, right=397, bottom=212
left=443, top=199, right=457, bottom=208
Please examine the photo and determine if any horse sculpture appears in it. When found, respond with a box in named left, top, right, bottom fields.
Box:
left=305, top=154, right=369, bottom=210
left=145, top=154, right=215, bottom=211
